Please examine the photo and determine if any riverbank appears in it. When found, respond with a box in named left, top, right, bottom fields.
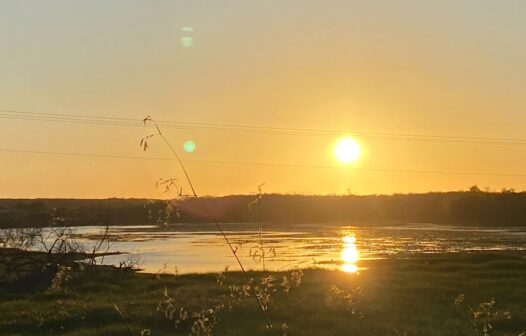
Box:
left=1, top=251, right=525, bottom=335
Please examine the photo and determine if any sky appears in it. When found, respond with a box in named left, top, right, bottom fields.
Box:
left=1, top=0, right=526, bottom=198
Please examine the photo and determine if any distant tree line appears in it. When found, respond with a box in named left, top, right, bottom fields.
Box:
left=1, top=187, right=526, bottom=228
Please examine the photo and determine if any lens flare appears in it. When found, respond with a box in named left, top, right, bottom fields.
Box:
left=183, top=140, right=196, bottom=153
left=181, top=27, right=194, bottom=48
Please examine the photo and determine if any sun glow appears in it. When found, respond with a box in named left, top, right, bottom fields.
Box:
left=334, top=137, right=361, bottom=163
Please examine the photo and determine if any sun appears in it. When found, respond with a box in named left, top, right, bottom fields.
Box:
left=334, top=137, right=361, bottom=163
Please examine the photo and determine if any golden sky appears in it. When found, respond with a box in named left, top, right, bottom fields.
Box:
left=1, top=1, right=526, bottom=198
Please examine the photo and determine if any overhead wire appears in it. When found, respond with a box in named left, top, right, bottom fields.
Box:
left=1, top=148, right=525, bottom=177
left=2, top=109, right=526, bottom=145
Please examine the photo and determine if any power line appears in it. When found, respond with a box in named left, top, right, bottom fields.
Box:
left=2, top=109, right=526, bottom=145
left=1, top=147, right=525, bottom=177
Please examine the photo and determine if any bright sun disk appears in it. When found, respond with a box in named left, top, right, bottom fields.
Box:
left=334, top=137, right=361, bottom=163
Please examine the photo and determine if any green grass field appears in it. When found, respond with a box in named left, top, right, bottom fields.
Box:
left=1, top=252, right=525, bottom=335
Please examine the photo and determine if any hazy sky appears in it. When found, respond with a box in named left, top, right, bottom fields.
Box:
left=1, top=1, right=526, bottom=198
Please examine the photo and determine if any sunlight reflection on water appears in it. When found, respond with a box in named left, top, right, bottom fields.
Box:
left=341, top=235, right=359, bottom=273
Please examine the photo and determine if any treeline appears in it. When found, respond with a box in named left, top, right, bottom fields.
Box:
left=0, top=199, right=151, bottom=228
left=1, top=188, right=526, bottom=228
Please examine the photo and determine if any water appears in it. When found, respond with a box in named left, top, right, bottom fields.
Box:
left=64, top=223, right=526, bottom=274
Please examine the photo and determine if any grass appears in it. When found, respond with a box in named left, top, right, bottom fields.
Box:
left=1, top=251, right=525, bottom=335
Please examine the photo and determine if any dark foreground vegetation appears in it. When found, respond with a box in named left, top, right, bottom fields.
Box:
left=1, top=250, right=525, bottom=336
left=2, top=187, right=526, bottom=228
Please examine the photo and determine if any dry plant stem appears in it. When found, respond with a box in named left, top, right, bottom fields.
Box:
left=258, top=205, right=265, bottom=272
left=112, top=303, right=135, bottom=336
left=90, top=224, right=110, bottom=265
left=150, top=120, right=273, bottom=330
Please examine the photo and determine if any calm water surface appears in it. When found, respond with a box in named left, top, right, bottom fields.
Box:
left=69, top=223, right=526, bottom=274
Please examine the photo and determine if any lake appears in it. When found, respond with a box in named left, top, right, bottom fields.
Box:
left=65, top=223, right=526, bottom=274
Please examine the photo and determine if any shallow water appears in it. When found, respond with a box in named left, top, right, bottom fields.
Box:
left=62, top=223, right=526, bottom=274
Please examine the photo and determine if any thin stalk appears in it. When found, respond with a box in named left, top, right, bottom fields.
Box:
left=112, top=303, right=135, bottom=336
left=150, top=120, right=273, bottom=330
left=258, top=203, right=265, bottom=272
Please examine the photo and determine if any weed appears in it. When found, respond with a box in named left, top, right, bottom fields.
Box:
left=142, top=116, right=273, bottom=330
left=325, top=284, right=364, bottom=317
